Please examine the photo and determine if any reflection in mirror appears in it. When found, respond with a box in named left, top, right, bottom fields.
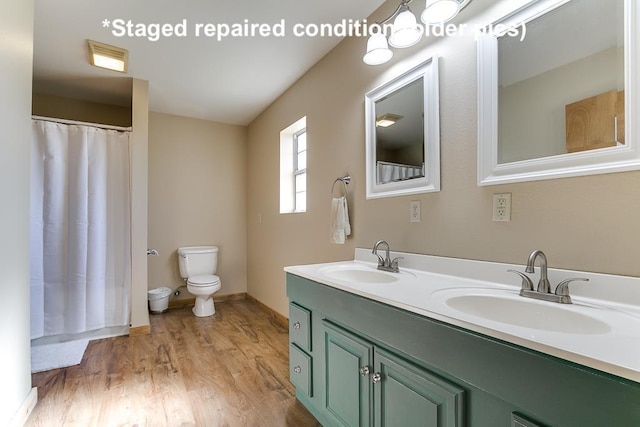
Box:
left=365, top=57, right=440, bottom=199
left=477, top=0, right=639, bottom=185
left=375, top=78, right=424, bottom=184
left=498, top=0, right=624, bottom=164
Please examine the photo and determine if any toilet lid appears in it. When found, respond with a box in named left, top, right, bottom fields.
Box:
left=188, top=274, right=220, bottom=286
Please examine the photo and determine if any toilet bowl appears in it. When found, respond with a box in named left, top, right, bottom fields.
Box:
left=178, top=246, right=221, bottom=317
left=186, top=275, right=221, bottom=317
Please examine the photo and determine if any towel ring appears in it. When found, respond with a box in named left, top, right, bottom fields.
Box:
left=331, top=175, right=351, bottom=197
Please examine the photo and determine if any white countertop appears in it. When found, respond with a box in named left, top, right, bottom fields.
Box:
left=285, top=249, right=640, bottom=383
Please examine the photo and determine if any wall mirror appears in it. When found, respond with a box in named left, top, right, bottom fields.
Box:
left=477, top=0, right=639, bottom=185
left=365, top=56, right=440, bottom=199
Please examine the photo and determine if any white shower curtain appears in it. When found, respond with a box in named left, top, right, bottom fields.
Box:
left=30, top=119, right=131, bottom=339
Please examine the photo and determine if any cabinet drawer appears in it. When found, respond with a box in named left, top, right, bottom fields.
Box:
left=290, top=343, right=313, bottom=397
left=289, top=302, right=311, bottom=352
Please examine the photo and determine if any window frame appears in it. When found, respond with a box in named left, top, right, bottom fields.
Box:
left=293, top=128, right=307, bottom=212
left=279, top=116, right=307, bottom=214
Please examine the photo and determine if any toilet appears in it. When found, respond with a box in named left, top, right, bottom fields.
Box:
left=177, top=246, right=222, bottom=317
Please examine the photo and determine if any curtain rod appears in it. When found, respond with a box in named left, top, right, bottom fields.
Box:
left=32, top=115, right=132, bottom=132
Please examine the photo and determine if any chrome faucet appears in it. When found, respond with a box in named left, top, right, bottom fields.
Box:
left=526, top=249, right=551, bottom=293
left=372, top=240, right=402, bottom=273
left=508, top=249, right=588, bottom=304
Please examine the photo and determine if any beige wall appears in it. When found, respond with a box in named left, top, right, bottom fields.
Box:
left=148, top=112, right=248, bottom=296
left=247, top=0, right=640, bottom=318
left=1, top=0, right=35, bottom=424
left=32, top=92, right=132, bottom=127
left=130, top=79, right=150, bottom=331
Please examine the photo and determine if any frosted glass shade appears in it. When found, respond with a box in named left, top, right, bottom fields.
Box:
left=363, top=33, right=393, bottom=65
left=421, top=0, right=460, bottom=25
left=388, top=9, right=422, bottom=48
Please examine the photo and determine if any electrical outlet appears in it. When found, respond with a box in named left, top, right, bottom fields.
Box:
left=410, top=200, right=421, bottom=223
left=492, top=193, right=511, bottom=221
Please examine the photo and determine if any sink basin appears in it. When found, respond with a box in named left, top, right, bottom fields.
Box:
left=319, top=264, right=404, bottom=284
left=432, top=288, right=612, bottom=335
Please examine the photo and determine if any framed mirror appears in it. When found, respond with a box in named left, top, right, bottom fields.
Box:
left=477, top=0, right=639, bottom=185
left=365, top=56, right=440, bottom=199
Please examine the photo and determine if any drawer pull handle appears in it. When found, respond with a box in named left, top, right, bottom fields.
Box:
left=359, top=366, right=370, bottom=376
left=293, top=322, right=301, bottom=330
left=371, top=373, right=382, bottom=384
left=294, top=366, right=302, bottom=374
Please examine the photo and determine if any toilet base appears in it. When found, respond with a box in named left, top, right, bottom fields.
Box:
left=192, top=296, right=215, bottom=317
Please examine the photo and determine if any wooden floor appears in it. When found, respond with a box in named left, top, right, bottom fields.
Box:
left=27, top=299, right=321, bottom=427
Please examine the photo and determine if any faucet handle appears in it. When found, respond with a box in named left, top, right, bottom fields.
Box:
left=374, top=253, right=385, bottom=267
left=390, top=257, right=403, bottom=271
left=555, top=278, right=589, bottom=298
left=391, top=256, right=403, bottom=265
left=507, top=269, right=534, bottom=291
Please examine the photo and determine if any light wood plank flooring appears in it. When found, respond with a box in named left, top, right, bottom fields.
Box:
left=27, top=299, right=321, bottom=427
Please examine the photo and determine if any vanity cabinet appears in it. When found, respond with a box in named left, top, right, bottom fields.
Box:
left=287, top=273, right=640, bottom=427
left=289, top=302, right=313, bottom=398
left=323, top=320, right=464, bottom=427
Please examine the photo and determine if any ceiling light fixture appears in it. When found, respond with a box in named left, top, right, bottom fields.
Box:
left=376, top=113, right=403, bottom=127
left=363, top=0, right=472, bottom=66
left=87, top=40, right=129, bottom=73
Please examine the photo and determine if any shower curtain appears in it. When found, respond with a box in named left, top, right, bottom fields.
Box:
left=30, top=119, right=131, bottom=339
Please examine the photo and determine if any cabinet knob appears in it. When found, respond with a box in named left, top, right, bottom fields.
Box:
left=359, top=366, right=370, bottom=376
left=293, top=365, right=302, bottom=374
left=371, top=373, right=382, bottom=383
left=292, top=322, right=301, bottom=330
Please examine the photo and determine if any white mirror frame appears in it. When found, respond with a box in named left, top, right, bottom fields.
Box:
left=365, top=56, right=440, bottom=199
left=477, top=0, right=639, bottom=185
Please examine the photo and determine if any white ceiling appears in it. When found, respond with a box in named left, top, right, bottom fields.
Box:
left=33, top=0, right=386, bottom=125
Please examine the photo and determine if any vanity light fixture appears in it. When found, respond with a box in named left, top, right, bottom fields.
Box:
left=363, top=0, right=472, bottom=66
left=421, top=0, right=462, bottom=24
left=87, top=40, right=129, bottom=73
left=388, top=3, right=423, bottom=48
left=376, top=113, right=403, bottom=127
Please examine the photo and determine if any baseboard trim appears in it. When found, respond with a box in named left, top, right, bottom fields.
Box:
left=162, top=292, right=286, bottom=328
left=10, top=387, right=37, bottom=427
left=168, top=292, right=247, bottom=309
left=246, top=294, right=288, bottom=328
left=168, top=296, right=195, bottom=309
left=214, top=292, right=246, bottom=303
left=128, top=325, right=151, bottom=336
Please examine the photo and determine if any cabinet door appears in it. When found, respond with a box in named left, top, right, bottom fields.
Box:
left=374, top=347, right=465, bottom=427
left=565, top=90, right=620, bottom=153
left=323, top=321, right=373, bottom=427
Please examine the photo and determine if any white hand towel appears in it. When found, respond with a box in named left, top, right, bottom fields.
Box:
left=330, top=196, right=351, bottom=244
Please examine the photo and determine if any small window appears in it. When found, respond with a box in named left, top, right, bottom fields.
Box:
left=280, top=117, right=307, bottom=213
left=293, top=129, right=307, bottom=212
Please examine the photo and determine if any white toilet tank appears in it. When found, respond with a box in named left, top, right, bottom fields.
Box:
left=178, top=246, right=219, bottom=278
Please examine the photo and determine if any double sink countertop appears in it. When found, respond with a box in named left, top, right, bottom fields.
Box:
left=285, top=248, right=640, bottom=383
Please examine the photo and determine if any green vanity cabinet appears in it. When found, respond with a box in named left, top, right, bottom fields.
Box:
left=323, top=320, right=372, bottom=426
left=287, top=273, right=640, bottom=427
left=323, top=320, right=464, bottom=427
left=289, top=302, right=313, bottom=398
